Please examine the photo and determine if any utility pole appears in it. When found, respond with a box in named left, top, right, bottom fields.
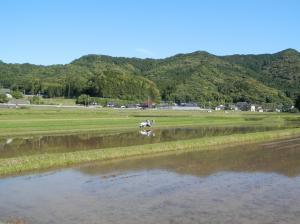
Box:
left=38, top=91, right=40, bottom=105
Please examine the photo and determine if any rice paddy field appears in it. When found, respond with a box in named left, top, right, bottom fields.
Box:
left=2, top=108, right=300, bottom=224
left=0, top=107, right=300, bottom=176
left=0, top=107, right=298, bottom=136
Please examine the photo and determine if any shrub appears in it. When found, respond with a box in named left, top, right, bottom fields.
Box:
left=76, top=94, right=90, bottom=105
left=0, top=94, right=8, bottom=103
left=19, top=106, right=29, bottom=109
left=290, top=107, right=299, bottom=113
left=11, top=90, right=23, bottom=99
left=29, top=96, right=43, bottom=104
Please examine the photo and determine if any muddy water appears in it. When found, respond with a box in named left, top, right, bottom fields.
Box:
left=0, top=124, right=297, bottom=158
left=1, top=138, right=300, bottom=223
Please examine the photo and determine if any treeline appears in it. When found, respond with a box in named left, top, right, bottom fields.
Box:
left=0, top=63, right=160, bottom=101
left=0, top=48, right=299, bottom=106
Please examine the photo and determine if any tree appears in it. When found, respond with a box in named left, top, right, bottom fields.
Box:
left=41, top=82, right=64, bottom=98
left=295, top=94, right=300, bottom=110
left=64, top=65, right=91, bottom=98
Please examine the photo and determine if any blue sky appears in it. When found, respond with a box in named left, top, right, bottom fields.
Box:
left=0, top=0, right=299, bottom=65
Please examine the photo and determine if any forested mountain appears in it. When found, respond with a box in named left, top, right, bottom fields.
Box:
left=0, top=49, right=299, bottom=107
left=223, top=49, right=300, bottom=99
left=0, top=61, right=160, bottom=101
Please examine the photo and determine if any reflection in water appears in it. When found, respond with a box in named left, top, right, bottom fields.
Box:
left=78, top=137, right=300, bottom=177
left=1, top=138, right=300, bottom=224
left=0, top=124, right=298, bottom=158
left=139, top=130, right=155, bottom=137
left=5, top=138, right=13, bottom=145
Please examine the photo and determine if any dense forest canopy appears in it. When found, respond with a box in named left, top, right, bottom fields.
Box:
left=0, top=49, right=299, bottom=106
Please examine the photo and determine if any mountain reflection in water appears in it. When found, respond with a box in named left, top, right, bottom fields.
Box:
left=1, top=138, right=300, bottom=224
left=78, top=137, right=300, bottom=178
left=0, top=124, right=297, bottom=158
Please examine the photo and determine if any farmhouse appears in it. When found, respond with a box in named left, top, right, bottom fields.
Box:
left=172, top=102, right=201, bottom=110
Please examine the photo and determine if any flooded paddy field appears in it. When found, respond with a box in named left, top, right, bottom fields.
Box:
left=1, top=137, right=300, bottom=224
left=0, top=123, right=298, bottom=159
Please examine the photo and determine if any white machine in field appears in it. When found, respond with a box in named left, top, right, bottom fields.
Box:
left=139, top=120, right=154, bottom=128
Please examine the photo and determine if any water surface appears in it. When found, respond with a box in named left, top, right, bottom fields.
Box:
left=0, top=124, right=298, bottom=158
left=1, top=137, right=300, bottom=224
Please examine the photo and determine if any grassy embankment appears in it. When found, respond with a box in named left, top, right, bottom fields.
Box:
left=0, top=108, right=300, bottom=176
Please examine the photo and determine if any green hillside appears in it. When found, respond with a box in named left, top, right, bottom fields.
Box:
left=0, top=61, right=160, bottom=101
left=223, top=49, right=300, bottom=98
left=139, top=51, right=291, bottom=106
left=0, top=49, right=299, bottom=107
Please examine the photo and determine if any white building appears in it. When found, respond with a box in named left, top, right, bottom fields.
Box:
left=215, top=105, right=225, bottom=111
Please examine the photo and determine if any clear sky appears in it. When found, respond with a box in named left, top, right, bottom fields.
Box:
left=0, top=0, right=299, bottom=65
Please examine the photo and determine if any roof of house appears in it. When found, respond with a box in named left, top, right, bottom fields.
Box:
left=180, top=102, right=198, bottom=107
left=236, top=102, right=250, bottom=107
left=0, top=88, right=11, bottom=94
